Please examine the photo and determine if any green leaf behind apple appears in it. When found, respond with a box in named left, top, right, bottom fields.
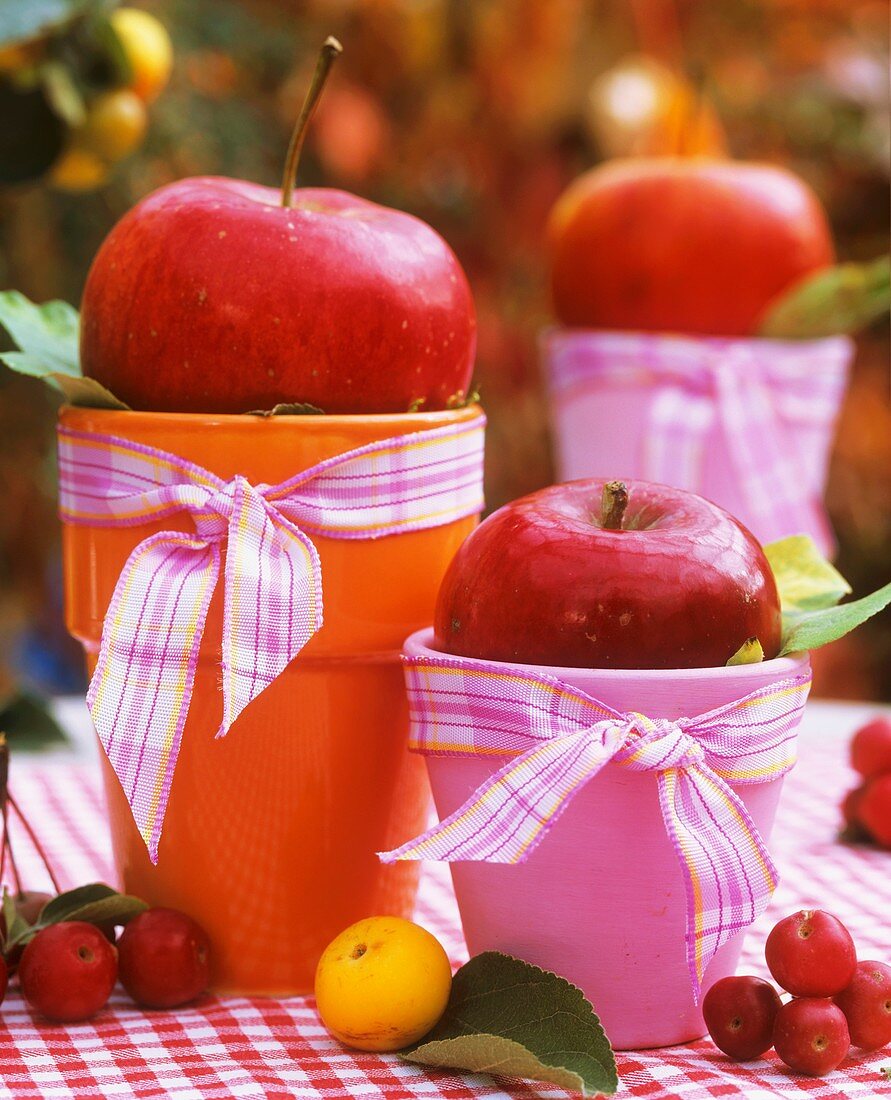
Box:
left=0, top=290, right=80, bottom=379
left=757, top=256, right=890, bottom=339
left=764, top=535, right=891, bottom=657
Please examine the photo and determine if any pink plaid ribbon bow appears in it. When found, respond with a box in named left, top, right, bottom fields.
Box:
left=57, top=417, right=485, bottom=861
left=544, top=330, right=852, bottom=549
left=380, top=654, right=812, bottom=998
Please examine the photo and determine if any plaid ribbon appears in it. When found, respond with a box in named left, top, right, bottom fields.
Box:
left=544, top=330, right=852, bottom=547
left=57, top=416, right=485, bottom=862
left=379, top=653, right=812, bottom=1000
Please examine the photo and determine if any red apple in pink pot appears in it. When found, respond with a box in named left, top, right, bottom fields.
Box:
left=434, top=480, right=782, bottom=669
left=80, top=39, right=476, bottom=414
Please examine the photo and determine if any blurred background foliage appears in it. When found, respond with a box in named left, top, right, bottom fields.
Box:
left=0, top=0, right=888, bottom=701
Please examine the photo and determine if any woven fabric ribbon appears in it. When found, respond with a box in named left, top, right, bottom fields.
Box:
left=544, top=330, right=852, bottom=548
left=379, top=653, right=811, bottom=999
left=58, top=416, right=485, bottom=861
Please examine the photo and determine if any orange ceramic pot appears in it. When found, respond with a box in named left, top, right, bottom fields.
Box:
left=59, top=404, right=481, bottom=995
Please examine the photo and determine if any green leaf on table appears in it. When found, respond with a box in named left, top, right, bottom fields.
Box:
left=0, top=291, right=80, bottom=378
left=726, top=637, right=764, bottom=666
left=765, top=535, right=851, bottom=613
left=779, top=581, right=891, bottom=657
left=401, top=952, right=618, bottom=1097
left=880, top=1064, right=890, bottom=1081
left=0, top=691, right=67, bottom=750
left=757, top=256, right=890, bottom=339
left=36, top=883, right=147, bottom=929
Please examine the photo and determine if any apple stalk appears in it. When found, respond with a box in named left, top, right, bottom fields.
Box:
left=281, top=35, right=343, bottom=209
left=601, top=480, right=629, bottom=530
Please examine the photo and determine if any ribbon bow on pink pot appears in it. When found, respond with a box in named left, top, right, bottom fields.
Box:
left=380, top=650, right=812, bottom=1001
left=58, top=416, right=486, bottom=862
left=543, top=330, right=852, bottom=554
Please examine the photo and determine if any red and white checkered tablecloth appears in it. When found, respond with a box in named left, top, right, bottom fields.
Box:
left=0, top=705, right=889, bottom=1100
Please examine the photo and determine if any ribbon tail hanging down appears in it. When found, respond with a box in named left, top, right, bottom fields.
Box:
left=714, top=358, right=829, bottom=546
left=217, top=478, right=324, bottom=738
left=655, top=763, right=780, bottom=1002
left=87, top=530, right=221, bottom=863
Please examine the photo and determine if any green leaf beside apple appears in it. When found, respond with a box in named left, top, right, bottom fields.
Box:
left=0, top=290, right=80, bottom=378
left=757, top=256, right=891, bottom=340
left=737, top=534, right=891, bottom=663
left=0, top=290, right=130, bottom=408
left=401, top=952, right=618, bottom=1097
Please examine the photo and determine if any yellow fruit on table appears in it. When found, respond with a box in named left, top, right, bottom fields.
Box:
left=80, top=89, right=147, bottom=161
left=110, top=7, right=173, bottom=103
left=49, top=148, right=109, bottom=191
left=314, top=916, right=452, bottom=1052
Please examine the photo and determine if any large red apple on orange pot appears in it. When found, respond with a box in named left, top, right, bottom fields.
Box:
left=547, top=158, right=834, bottom=337
left=434, top=479, right=782, bottom=669
left=80, top=39, right=476, bottom=414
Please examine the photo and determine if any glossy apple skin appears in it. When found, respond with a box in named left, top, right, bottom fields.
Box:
left=548, top=159, right=834, bottom=337
left=80, top=178, right=476, bottom=414
left=434, top=479, right=782, bottom=670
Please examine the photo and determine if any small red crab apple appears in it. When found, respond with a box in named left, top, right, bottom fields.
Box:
left=765, top=910, right=857, bottom=997
left=859, top=774, right=891, bottom=848
left=834, top=961, right=891, bottom=1051
left=841, top=784, right=867, bottom=836
left=19, top=922, right=118, bottom=1022
left=702, top=975, right=782, bottom=1060
left=850, top=717, right=891, bottom=780
left=118, top=908, right=210, bottom=1009
left=773, top=998, right=850, bottom=1076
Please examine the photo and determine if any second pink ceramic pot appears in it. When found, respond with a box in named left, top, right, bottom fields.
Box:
left=405, top=628, right=811, bottom=1050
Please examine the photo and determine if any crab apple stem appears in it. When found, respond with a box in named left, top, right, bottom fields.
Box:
left=601, top=480, right=629, bottom=530
left=281, top=35, right=343, bottom=209
left=2, top=811, right=23, bottom=894
left=7, top=793, right=62, bottom=894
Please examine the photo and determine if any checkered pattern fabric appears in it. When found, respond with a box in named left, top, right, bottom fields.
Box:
left=0, top=711, right=888, bottom=1099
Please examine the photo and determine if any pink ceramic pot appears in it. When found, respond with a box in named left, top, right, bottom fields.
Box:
left=405, top=628, right=811, bottom=1051
left=543, top=329, right=853, bottom=556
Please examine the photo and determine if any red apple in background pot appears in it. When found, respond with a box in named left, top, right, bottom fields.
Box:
left=434, top=479, right=782, bottom=669
left=80, top=39, right=476, bottom=414
left=547, top=158, right=834, bottom=336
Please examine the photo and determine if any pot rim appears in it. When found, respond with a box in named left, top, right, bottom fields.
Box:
left=404, top=627, right=810, bottom=681
left=58, top=403, right=483, bottom=431
left=538, top=325, right=855, bottom=354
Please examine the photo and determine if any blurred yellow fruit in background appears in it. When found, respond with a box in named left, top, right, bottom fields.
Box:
left=49, top=148, right=109, bottom=191
left=110, top=7, right=173, bottom=103
left=314, top=916, right=452, bottom=1052
left=79, top=89, right=147, bottom=161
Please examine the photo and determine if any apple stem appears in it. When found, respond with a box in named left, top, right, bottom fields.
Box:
left=601, top=480, right=629, bottom=530
left=280, top=36, right=343, bottom=209
left=7, top=793, right=62, bottom=895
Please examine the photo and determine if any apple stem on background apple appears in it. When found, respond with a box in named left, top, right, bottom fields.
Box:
left=601, top=480, right=629, bottom=530
left=281, top=35, right=343, bottom=209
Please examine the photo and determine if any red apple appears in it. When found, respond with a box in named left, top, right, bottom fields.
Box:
left=80, top=39, right=475, bottom=414
left=434, top=479, right=782, bottom=669
left=547, top=158, right=834, bottom=337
